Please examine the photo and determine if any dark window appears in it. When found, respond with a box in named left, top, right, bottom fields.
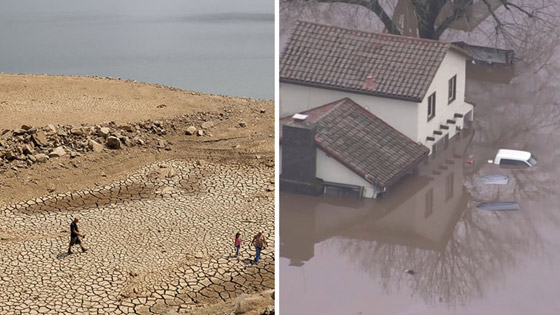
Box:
left=448, top=75, right=457, bottom=104
left=427, top=92, right=436, bottom=121
left=446, top=173, right=454, bottom=201
left=499, top=159, right=529, bottom=166
left=425, top=189, right=433, bottom=218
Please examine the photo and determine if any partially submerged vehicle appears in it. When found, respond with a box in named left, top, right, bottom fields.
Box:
left=477, top=201, right=520, bottom=211
left=488, top=149, right=537, bottom=168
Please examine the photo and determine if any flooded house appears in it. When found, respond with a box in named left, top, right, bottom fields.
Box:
left=280, top=128, right=474, bottom=266
left=280, top=98, right=429, bottom=198
left=280, top=21, right=475, bottom=154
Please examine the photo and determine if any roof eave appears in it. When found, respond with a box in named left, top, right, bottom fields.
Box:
left=280, top=78, right=422, bottom=103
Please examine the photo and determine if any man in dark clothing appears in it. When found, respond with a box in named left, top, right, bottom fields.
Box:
left=68, top=218, right=87, bottom=254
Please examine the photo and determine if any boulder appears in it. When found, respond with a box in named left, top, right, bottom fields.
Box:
left=106, top=136, right=121, bottom=149
left=239, top=121, right=247, bottom=128
left=49, top=146, right=66, bottom=157
left=20, top=124, right=33, bottom=130
left=32, top=131, right=48, bottom=146
left=13, top=129, right=27, bottom=135
left=185, top=126, right=197, bottom=135
left=34, top=154, right=49, bottom=163
left=197, top=130, right=204, bottom=136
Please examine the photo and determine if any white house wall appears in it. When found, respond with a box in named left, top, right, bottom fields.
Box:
left=280, top=83, right=419, bottom=142
left=315, top=149, right=375, bottom=198
left=418, top=50, right=473, bottom=147
left=362, top=133, right=469, bottom=248
left=280, top=51, right=474, bottom=153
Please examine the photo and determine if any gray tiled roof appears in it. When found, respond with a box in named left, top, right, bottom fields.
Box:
left=281, top=21, right=465, bottom=101
left=281, top=98, right=429, bottom=188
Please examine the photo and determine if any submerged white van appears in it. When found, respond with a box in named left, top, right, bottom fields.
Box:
left=488, top=149, right=537, bottom=167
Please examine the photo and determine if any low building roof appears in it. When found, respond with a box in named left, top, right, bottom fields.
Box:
left=280, top=21, right=470, bottom=102
left=281, top=98, right=429, bottom=189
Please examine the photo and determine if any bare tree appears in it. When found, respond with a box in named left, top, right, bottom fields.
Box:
left=281, top=0, right=560, bottom=52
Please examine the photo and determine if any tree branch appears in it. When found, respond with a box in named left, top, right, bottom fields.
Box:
left=481, top=0, right=504, bottom=29
left=500, top=1, right=534, bottom=18
left=434, top=5, right=467, bottom=39
left=315, top=0, right=401, bottom=35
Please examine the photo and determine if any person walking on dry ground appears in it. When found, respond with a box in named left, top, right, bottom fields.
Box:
left=251, top=232, right=267, bottom=263
left=68, top=218, right=87, bottom=254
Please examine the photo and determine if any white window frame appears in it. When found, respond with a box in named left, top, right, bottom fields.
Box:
left=448, top=75, right=457, bottom=104
left=427, top=92, right=436, bottom=121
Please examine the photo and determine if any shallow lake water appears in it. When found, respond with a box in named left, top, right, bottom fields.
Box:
left=280, top=55, right=560, bottom=314
left=0, top=0, right=273, bottom=99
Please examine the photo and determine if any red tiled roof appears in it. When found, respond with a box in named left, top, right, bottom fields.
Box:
left=280, top=21, right=467, bottom=102
left=281, top=98, right=429, bottom=188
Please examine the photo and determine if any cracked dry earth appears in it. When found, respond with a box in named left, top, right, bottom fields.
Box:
left=0, top=160, right=274, bottom=314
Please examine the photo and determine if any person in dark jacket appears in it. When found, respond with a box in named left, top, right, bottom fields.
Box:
left=68, top=218, right=87, bottom=254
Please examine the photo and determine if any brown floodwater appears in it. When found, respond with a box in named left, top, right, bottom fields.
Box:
left=280, top=61, right=560, bottom=314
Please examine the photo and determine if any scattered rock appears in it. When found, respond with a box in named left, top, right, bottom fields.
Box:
left=4, top=151, right=17, bottom=160
left=49, top=146, right=66, bottom=158
left=201, top=121, right=214, bottom=129
left=22, top=144, right=34, bottom=155
left=239, top=121, right=247, bottom=128
left=106, top=136, right=121, bottom=149
left=70, top=127, right=84, bottom=136
left=119, top=124, right=135, bottom=132
left=99, top=127, right=111, bottom=138
left=34, top=154, right=49, bottom=163
left=185, top=126, right=197, bottom=135
left=232, top=290, right=275, bottom=315
left=45, top=124, right=57, bottom=134
left=32, top=131, right=48, bottom=146
left=132, top=137, right=144, bottom=145
left=88, top=140, right=103, bottom=153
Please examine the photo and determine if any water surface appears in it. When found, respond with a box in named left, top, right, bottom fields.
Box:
left=0, top=0, right=273, bottom=99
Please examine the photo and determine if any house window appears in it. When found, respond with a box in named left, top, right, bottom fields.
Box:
left=448, top=75, right=456, bottom=104
left=427, top=92, right=436, bottom=121
left=425, top=188, right=433, bottom=218
left=446, top=173, right=454, bottom=201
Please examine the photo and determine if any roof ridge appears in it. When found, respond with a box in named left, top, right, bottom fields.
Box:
left=296, top=20, right=451, bottom=47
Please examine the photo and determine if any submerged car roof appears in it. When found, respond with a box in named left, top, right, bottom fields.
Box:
left=496, top=149, right=531, bottom=160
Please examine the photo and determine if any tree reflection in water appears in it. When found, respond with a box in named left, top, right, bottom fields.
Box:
left=317, top=43, right=560, bottom=309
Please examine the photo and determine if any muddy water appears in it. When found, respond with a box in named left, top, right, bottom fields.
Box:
left=280, top=62, right=560, bottom=313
